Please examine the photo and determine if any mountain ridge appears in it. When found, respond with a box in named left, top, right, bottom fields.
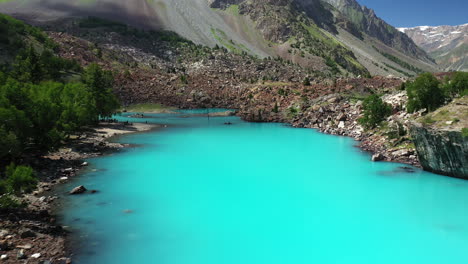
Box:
left=0, top=0, right=438, bottom=77
left=398, top=24, right=468, bottom=71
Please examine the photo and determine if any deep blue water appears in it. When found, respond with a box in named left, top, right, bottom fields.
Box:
left=60, top=110, right=468, bottom=264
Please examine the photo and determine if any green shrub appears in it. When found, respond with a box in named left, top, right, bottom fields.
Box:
left=272, top=102, right=279, bottom=113
left=0, top=195, right=24, bottom=209
left=358, top=94, right=392, bottom=129
left=180, top=75, right=188, bottom=84
left=406, top=73, right=445, bottom=112
left=278, top=88, right=287, bottom=96
left=303, top=77, right=311, bottom=86
left=462, top=128, right=468, bottom=138
left=445, top=72, right=468, bottom=98
left=5, top=164, right=37, bottom=195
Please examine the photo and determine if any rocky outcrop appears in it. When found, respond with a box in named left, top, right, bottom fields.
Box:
left=410, top=124, right=468, bottom=178
left=69, top=185, right=87, bottom=195
left=208, top=0, right=244, bottom=8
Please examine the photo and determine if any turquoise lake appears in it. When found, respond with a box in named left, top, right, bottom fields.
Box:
left=60, top=110, right=468, bottom=264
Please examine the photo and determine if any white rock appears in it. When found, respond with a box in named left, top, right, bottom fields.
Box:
left=31, top=253, right=41, bottom=259
left=59, top=177, right=69, bottom=182
left=0, top=229, right=8, bottom=238
left=81, top=162, right=89, bottom=166
left=16, top=244, right=32, bottom=249
left=39, top=196, right=46, bottom=202
left=338, top=121, right=345, bottom=128
left=0, top=254, right=7, bottom=260
left=446, top=121, right=453, bottom=125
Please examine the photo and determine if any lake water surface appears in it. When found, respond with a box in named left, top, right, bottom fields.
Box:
left=60, top=110, right=468, bottom=264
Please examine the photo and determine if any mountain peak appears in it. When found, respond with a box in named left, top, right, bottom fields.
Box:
left=399, top=23, right=468, bottom=71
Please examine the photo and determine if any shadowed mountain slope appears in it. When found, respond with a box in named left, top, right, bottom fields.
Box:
left=0, top=0, right=438, bottom=77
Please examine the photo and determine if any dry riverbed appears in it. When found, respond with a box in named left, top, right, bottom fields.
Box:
left=0, top=122, right=158, bottom=264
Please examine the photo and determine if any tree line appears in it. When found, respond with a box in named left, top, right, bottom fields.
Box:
left=0, top=45, right=120, bottom=207
left=359, top=72, right=468, bottom=129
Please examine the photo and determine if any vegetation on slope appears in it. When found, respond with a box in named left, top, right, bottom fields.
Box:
left=373, top=46, right=423, bottom=75
left=406, top=72, right=468, bottom=113
left=220, top=0, right=370, bottom=76
left=0, top=14, right=120, bottom=207
left=359, top=94, right=392, bottom=129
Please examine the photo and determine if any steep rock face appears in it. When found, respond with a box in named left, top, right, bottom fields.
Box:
left=398, top=24, right=468, bottom=71
left=322, top=0, right=433, bottom=63
left=410, top=124, right=468, bottom=178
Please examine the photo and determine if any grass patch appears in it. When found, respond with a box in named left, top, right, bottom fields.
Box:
left=225, top=4, right=240, bottom=16
left=125, top=103, right=175, bottom=113
left=211, top=28, right=250, bottom=54
left=462, top=128, right=468, bottom=137
left=263, top=81, right=291, bottom=87
left=422, top=116, right=437, bottom=125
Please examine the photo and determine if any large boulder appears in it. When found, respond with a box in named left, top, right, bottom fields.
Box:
left=410, top=123, right=468, bottom=178
left=69, top=186, right=87, bottom=195
left=371, top=153, right=385, bottom=162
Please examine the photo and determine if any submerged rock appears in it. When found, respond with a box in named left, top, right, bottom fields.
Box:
left=70, top=185, right=87, bottom=195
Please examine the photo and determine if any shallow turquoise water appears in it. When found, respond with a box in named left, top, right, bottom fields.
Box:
left=61, top=111, right=468, bottom=264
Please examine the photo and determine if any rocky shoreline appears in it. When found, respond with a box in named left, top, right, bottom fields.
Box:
left=237, top=90, right=421, bottom=168
left=0, top=102, right=447, bottom=263
left=0, top=122, right=157, bottom=264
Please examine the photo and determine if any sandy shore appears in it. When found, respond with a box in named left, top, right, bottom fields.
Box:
left=0, top=122, right=158, bottom=264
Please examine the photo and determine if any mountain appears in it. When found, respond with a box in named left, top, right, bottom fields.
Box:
left=322, top=0, right=432, bottom=62
left=398, top=24, right=468, bottom=71
left=0, top=0, right=438, bottom=77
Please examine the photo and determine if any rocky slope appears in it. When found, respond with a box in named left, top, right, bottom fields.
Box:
left=322, top=0, right=432, bottom=63
left=0, top=0, right=438, bottom=77
left=398, top=24, right=468, bottom=71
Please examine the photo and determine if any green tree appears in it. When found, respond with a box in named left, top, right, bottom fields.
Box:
left=82, top=63, right=120, bottom=118
left=26, top=81, right=64, bottom=148
left=445, top=72, right=468, bottom=98
left=359, top=94, right=392, bottom=129
left=12, top=46, right=44, bottom=83
left=0, top=127, right=20, bottom=160
left=59, top=82, right=97, bottom=132
left=406, top=73, right=445, bottom=113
